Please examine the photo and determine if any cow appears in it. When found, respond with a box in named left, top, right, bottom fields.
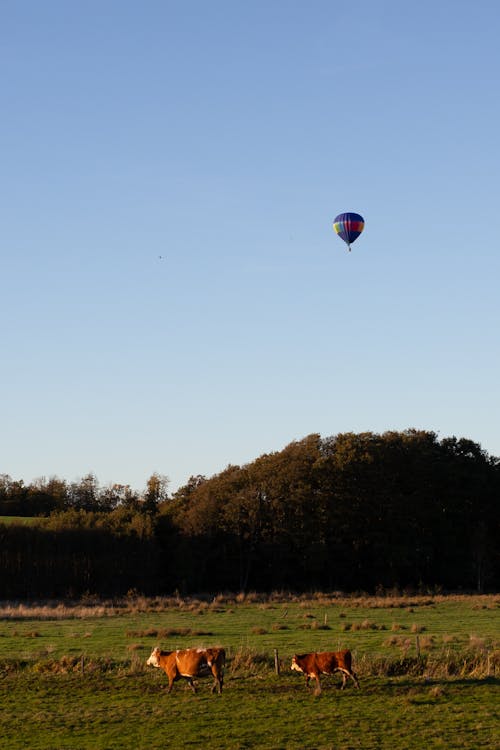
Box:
left=146, top=647, right=225, bottom=694
left=291, top=650, right=360, bottom=695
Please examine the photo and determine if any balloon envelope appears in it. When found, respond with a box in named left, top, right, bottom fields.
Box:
left=333, top=212, right=365, bottom=250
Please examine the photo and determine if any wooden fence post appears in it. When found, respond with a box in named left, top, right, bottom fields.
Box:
left=274, top=648, right=280, bottom=675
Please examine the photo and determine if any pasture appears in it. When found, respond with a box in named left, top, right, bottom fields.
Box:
left=0, top=593, right=498, bottom=749
left=0, top=515, right=40, bottom=526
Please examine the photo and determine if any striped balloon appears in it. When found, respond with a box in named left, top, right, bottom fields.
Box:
left=333, top=212, right=365, bottom=251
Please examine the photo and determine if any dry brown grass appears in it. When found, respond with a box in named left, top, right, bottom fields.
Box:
left=0, top=603, right=112, bottom=620
left=125, top=627, right=213, bottom=638
left=383, top=635, right=413, bottom=650
left=356, top=647, right=496, bottom=679
left=341, top=620, right=386, bottom=632
left=469, top=635, right=487, bottom=650
left=298, top=621, right=331, bottom=631
left=418, top=635, right=435, bottom=650
left=411, top=623, right=426, bottom=633
left=229, top=647, right=270, bottom=674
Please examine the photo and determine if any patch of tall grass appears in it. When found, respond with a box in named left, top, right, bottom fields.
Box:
left=1, top=643, right=497, bottom=682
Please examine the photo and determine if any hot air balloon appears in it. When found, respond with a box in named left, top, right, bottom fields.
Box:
left=333, top=212, right=365, bottom=251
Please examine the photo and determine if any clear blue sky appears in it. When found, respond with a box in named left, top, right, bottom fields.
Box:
left=2, top=1, right=499, bottom=494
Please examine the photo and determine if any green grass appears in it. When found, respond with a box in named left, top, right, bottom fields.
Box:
left=1, top=594, right=498, bottom=666
left=0, top=594, right=499, bottom=749
left=0, top=515, right=40, bottom=526
left=1, top=671, right=498, bottom=749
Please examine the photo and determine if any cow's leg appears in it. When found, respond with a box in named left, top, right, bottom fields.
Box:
left=187, top=677, right=197, bottom=693
left=339, top=668, right=360, bottom=689
left=209, top=664, right=223, bottom=694
left=313, top=675, right=322, bottom=696
left=349, top=669, right=360, bottom=688
left=165, top=666, right=179, bottom=694
left=211, top=676, right=222, bottom=694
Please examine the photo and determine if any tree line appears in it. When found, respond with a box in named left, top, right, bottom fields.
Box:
left=1, top=430, right=498, bottom=597
left=0, top=472, right=169, bottom=517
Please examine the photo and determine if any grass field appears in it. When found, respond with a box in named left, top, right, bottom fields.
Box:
left=0, top=593, right=498, bottom=749
left=0, top=515, right=41, bottom=526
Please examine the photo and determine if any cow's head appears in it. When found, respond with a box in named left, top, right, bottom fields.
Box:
left=290, top=655, right=302, bottom=673
left=202, top=648, right=217, bottom=667
left=146, top=647, right=162, bottom=668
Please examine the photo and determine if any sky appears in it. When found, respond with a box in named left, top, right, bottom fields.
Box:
left=2, top=0, right=499, bottom=495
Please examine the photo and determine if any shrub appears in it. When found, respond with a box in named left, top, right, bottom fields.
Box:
left=229, top=647, right=270, bottom=674
left=411, top=624, right=426, bottom=633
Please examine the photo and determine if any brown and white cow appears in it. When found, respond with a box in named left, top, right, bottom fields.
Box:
left=291, top=650, right=359, bottom=695
left=146, top=647, right=225, bottom=694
